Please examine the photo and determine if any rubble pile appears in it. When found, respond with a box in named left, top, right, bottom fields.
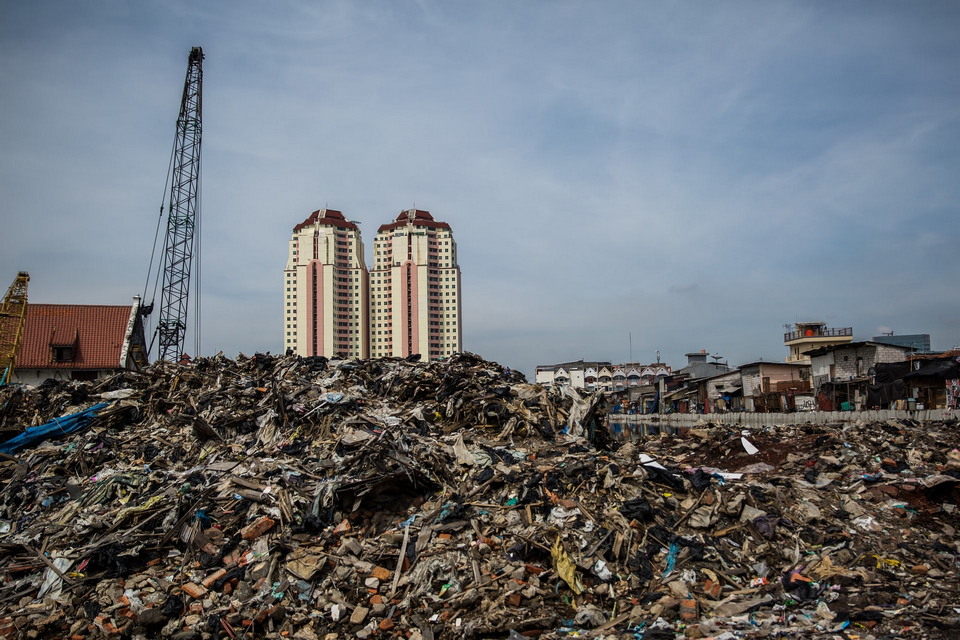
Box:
left=0, top=352, right=958, bottom=640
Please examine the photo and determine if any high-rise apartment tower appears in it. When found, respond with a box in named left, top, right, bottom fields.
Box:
left=284, top=209, right=369, bottom=358
left=370, top=210, right=461, bottom=360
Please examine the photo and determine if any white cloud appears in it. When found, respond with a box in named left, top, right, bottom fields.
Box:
left=1, top=0, right=958, bottom=377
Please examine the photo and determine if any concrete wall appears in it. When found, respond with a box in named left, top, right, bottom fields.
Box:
left=608, top=409, right=952, bottom=428
left=812, top=344, right=913, bottom=388
left=15, top=369, right=112, bottom=386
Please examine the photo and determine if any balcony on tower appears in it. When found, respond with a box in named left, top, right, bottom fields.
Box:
left=784, top=321, right=854, bottom=364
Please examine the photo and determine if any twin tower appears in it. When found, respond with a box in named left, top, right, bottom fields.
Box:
left=284, top=208, right=462, bottom=361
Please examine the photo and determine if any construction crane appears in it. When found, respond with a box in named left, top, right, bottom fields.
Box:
left=145, top=47, right=204, bottom=362
left=0, top=272, right=29, bottom=385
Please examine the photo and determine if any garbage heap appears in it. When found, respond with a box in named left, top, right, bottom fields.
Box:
left=0, top=352, right=958, bottom=640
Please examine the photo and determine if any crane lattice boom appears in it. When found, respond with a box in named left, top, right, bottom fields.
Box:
left=0, top=272, right=30, bottom=385
left=156, top=46, right=203, bottom=362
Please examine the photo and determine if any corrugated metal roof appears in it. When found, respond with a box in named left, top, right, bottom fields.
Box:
left=17, top=304, right=132, bottom=370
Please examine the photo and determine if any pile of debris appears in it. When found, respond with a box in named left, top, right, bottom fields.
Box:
left=0, top=352, right=958, bottom=640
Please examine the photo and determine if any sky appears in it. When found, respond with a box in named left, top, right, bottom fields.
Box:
left=1, top=1, right=958, bottom=378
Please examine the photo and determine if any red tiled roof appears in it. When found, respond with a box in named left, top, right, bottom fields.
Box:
left=17, top=304, right=133, bottom=370
left=377, top=209, right=451, bottom=233
left=293, top=209, right=358, bottom=232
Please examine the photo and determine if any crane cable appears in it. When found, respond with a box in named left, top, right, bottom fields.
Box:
left=142, top=131, right=180, bottom=357
left=192, top=170, right=202, bottom=358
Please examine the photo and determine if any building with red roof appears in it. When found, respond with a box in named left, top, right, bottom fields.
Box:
left=284, top=209, right=370, bottom=359
left=284, top=208, right=462, bottom=362
left=371, top=210, right=461, bottom=361
left=12, top=297, right=148, bottom=385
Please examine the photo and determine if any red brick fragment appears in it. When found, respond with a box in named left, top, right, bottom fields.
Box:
left=202, top=568, right=228, bottom=588
left=370, top=566, right=392, bottom=581
left=240, top=516, right=275, bottom=540
left=181, top=582, right=208, bottom=599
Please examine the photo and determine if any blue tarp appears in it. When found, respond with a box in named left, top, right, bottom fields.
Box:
left=0, top=402, right=110, bottom=455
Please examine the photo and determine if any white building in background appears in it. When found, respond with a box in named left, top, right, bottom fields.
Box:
left=610, top=363, right=673, bottom=391
left=536, top=360, right=675, bottom=392
left=535, top=361, right=613, bottom=391
left=370, top=210, right=461, bottom=360
left=284, top=209, right=370, bottom=359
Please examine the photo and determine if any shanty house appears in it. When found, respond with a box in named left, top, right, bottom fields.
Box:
left=738, top=361, right=811, bottom=412
left=697, top=370, right=744, bottom=413
left=12, top=297, right=148, bottom=385
left=808, top=341, right=914, bottom=410
left=901, top=351, right=960, bottom=410
left=808, top=341, right=914, bottom=388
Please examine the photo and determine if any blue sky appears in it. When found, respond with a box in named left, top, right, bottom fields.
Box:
left=1, top=1, right=958, bottom=377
